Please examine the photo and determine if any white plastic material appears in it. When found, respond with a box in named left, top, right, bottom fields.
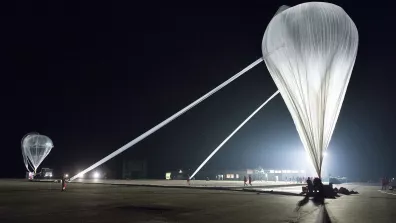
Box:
left=189, top=90, right=280, bottom=179
left=21, top=133, right=54, bottom=174
left=262, top=2, right=358, bottom=176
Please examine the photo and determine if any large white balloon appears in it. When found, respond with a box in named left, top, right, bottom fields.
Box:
left=262, top=2, right=358, bottom=176
left=21, top=133, right=54, bottom=174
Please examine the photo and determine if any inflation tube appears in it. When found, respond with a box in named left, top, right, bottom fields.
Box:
left=189, top=90, right=280, bottom=179
left=70, top=58, right=264, bottom=181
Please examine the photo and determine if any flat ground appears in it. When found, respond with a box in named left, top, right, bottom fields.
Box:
left=0, top=179, right=395, bottom=223
left=73, top=179, right=303, bottom=188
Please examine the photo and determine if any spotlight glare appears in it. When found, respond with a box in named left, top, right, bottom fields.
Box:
left=93, top=172, right=100, bottom=179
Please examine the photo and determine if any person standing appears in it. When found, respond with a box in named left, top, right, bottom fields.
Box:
left=306, top=177, right=313, bottom=194
left=381, top=177, right=386, bottom=190
left=386, top=177, right=389, bottom=190
left=248, top=175, right=252, bottom=186
left=313, top=177, right=320, bottom=193
left=187, top=174, right=191, bottom=186
left=61, top=175, right=66, bottom=192
left=244, top=176, right=248, bottom=186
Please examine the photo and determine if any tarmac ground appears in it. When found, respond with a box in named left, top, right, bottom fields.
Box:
left=0, top=179, right=394, bottom=223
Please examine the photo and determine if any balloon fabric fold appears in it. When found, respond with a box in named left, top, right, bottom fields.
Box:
left=262, top=2, right=358, bottom=177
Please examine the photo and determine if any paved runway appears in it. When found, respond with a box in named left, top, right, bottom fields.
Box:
left=72, top=179, right=303, bottom=188
left=378, top=189, right=396, bottom=196
left=259, top=185, right=304, bottom=193
left=324, top=184, right=396, bottom=222
left=0, top=179, right=395, bottom=223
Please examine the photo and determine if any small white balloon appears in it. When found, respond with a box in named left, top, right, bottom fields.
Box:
left=21, top=133, right=54, bottom=174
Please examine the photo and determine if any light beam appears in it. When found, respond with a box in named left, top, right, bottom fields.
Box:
left=189, top=90, right=280, bottom=179
left=70, top=58, right=264, bottom=181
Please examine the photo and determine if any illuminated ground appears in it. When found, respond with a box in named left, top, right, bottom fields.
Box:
left=73, top=179, right=303, bottom=188
left=0, top=179, right=395, bottom=223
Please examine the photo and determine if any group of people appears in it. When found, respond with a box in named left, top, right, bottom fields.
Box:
left=305, top=177, right=324, bottom=196
left=285, top=176, right=306, bottom=183
left=243, top=175, right=252, bottom=186
left=381, top=177, right=393, bottom=190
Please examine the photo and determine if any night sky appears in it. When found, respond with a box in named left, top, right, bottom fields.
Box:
left=2, top=1, right=395, bottom=180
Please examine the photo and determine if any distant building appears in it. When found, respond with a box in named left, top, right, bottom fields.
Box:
left=122, top=159, right=147, bottom=179
left=188, top=168, right=307, bottom=181
left=213, top=170, right=247, bottom=181
left=262, top=169, right=307, bottom=181
left=165, top=169, right=191, bottom=180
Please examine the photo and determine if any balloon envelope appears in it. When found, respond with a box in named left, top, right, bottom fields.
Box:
left=21, top=133, right=54, bottom=173
left=262, top=2, right=358, bottom=176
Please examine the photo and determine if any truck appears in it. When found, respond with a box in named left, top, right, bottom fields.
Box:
left=36, top=168, right=53, bottom=179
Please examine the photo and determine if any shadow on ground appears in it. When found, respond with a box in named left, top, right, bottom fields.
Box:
left=294, top=194, right=333, bottom=223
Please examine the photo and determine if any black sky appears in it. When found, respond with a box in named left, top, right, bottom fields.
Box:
left=2, top=0, right=396, bottom=180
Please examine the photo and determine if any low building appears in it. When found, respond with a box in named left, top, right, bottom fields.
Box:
left=214, top=170, right=247, bottom=181
left=165, top=169, right=191, bottom=180
left=190, top=168, right=307, bottom=181
left=263, top=169, right=307, bottom=181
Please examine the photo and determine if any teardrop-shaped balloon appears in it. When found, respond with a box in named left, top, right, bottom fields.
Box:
left=21, top=133, right=54, bottom=173
left=262, top=2, right=358, bottom=176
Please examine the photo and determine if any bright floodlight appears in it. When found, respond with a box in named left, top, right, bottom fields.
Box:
left=65, top=174, right=69, bottom=178
left=262, top=2, right=358, bottom=177
left=21, top=133, right=54, bottom=174
left=77, top=172, right=84, bottom=178
left=93, top=172, right=100, bottom=179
